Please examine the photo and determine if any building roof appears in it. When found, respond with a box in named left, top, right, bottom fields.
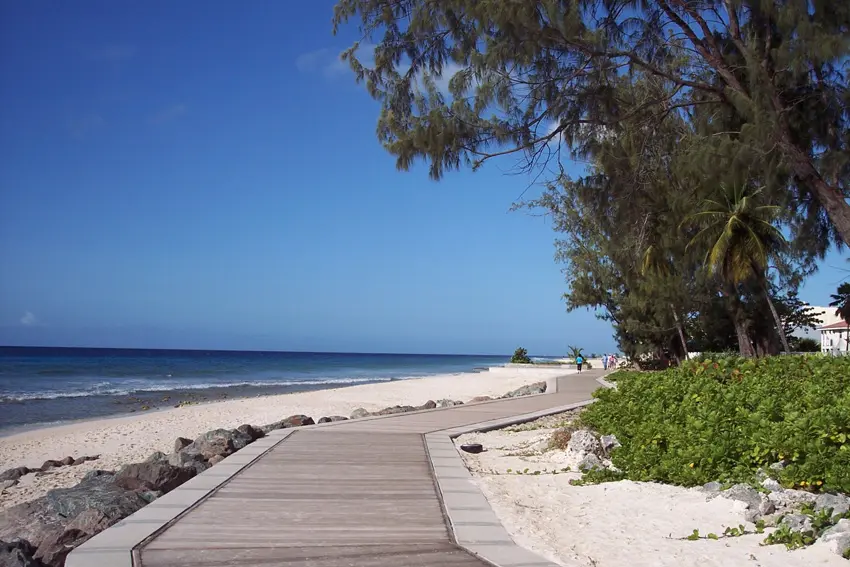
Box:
left=818, top=320, right=850, bottom=331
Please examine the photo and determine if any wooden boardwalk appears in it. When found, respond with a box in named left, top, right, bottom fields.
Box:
left=74, top=370, right=605, bottom=567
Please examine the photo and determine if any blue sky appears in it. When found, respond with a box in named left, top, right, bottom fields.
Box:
left=0, top=1, right=846, bottom=356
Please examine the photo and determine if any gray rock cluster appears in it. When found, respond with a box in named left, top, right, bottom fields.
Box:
left=0, top=415, right=313, bottom=567
left=705, top=476, right=850, bottom=557
left=563, top=429, right=620, bottom=473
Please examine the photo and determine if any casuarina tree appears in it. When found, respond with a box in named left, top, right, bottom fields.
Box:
left=333, top=0, right=850, bottom=245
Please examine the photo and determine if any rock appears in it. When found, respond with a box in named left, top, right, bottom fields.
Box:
left=0, top=539, right=44, bottom=567
left=566, top=430, right=601, bottom=457
left=59, top=457, right=74, bottom=467
left=114, top=462, right=196, bottom=494
left=0, top=472, right=148, bottom=556
left=32, top=527, right=88, bottom=566
left=70, top=455, right=99, bottom=466
left=166, top=450, right=207, bottom=470
left=600, top=434, right=621, bottom=453
left=721, top=484, right=762, bottom=512
left=815, top=493, right=850, bottom=519
left=373, top=405, right=417, bottom=416
left=418, top=400, right=437, bottom=410
left=350, top=408, right=371, bottom=419
left=260, top=415, right=315, bottom=433
left=436, top=399, right=463, bottom=408
left=501, top=382, right=547, bottom=398
left=182, top=428, right=253, bottom=459
left=768, top=488, right=817, bottom=510
left=761, top=478, right=782, bottom=492
left=145, top=451, right=168, bottom=463
left=208, top=455, right=225, bottom=466
left=819, top=519, right=850, bottom=557
left=758, top=498, right=776, bottom=516
left=138, top=490, right=163, bottom=503
left=235, top=424, right=264, bottom=441
left=1, top=479, right=19, bottom=491
left=174, top=437, right=193, bottom=452
left=317, top=416, right=349, bottom=424
left=578, top=454, right=604, bottom=472
left=39, top=460, right=63, bottom=472
left=702, top=481, right=723, bottom=493
left=469, top=396, right=493, bottom=403
left=769, top=461, right=786, bottom=471
left=780, top=513, right=814, bottom=534
left=0, top=467, right=31, bottom=482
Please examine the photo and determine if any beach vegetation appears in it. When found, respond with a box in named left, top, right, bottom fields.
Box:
left=579, top=356, right=850, bottom=493
left=831, top=283, right=850, bottom=324
left=510, top=347, right=532, bottom=364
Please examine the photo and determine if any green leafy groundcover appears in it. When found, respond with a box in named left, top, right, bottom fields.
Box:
left=580, top=356, right=850, bottom=492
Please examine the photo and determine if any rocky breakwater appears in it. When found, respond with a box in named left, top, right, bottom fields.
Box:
left=0, top=380, right=550, bottom=566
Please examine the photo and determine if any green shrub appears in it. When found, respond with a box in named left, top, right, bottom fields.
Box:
left=511, top=347, right=531, bottom=364
left=580, top=356, right=850, bottom=492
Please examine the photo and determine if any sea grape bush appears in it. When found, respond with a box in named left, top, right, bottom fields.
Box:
left=580, top=356, right=850, bottom=492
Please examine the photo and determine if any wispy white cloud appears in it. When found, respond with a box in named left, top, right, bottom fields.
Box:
left=151, top=103, right=187, bottom=125
left=20, top=311, right=38, bottom=326
left=67, top=113, right=105, bottom=140
left=87, top=44, right=137, bottom=63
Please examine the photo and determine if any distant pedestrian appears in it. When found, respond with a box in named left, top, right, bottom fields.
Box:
left=602, top=354, right=608, bottom=370
left=576, top=354, right=584, bottom=372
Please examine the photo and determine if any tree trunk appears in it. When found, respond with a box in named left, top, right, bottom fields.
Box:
left=764, top=293, right=791, bottom=354
left=670, top=303, right=689, bottom=360
left=778, top=128, right=850, bottom=246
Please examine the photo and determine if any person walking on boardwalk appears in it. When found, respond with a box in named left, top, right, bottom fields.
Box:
left=575, top=354, right=584, bottom=372
left=602, top=354, right=608, bottom=371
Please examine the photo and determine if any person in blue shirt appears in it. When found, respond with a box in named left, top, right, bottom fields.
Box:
left=602, top=354, right=608, bottom=370
left=576, top=354, right=584, bottom=372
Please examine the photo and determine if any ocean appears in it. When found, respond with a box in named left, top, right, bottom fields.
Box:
left=0, top=347, right=508, bottom=433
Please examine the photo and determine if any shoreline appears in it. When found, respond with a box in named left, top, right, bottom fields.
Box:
left=0, top=366, right=570, bottom=511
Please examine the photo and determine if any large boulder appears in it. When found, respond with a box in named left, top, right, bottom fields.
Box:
left=417, top=400, right=437, bottom=410
left=260, top=415, right=315, bottom=434
left=0, top=539, right=46, bottom=567
left=181, top=428, right=252, bottom=459
left=0, top=468, right=31, bottom=482
left=566, top=430, right=602, bottom=457
left=501, top=382, right=547, bottom=398
left=350, top=408, right=371, bottom=419
left=317, top=416, right=349, bottom=424
left=768, top=488, right=818, bottom=510
left=0, top=472, right=149, bottom=565
left=114, top=462, right=196, bottom=494
left=70, top=455, right=99, bottom=467
left=436, top=399, right=463, bottom=408
left=815, top=493, right=850, bottom=520
left=468, top=396, right=493, bottom=403
left=235, top=424, right=264, bottom=441
left=174, top=437, right=192, bottom=452
left=373, top=405, right=417, bottom=416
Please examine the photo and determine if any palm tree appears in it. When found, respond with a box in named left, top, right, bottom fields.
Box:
left=567, top=345, right=585, bottom=361
left=686, top=184, right=790, bottom=355
left=830, top=283, right=850, bottom=354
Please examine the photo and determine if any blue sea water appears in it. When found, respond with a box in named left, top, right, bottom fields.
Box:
left=0, top=347, right=508, bottom=432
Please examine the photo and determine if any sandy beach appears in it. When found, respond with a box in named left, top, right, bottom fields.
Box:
left=455, top=414, right=845, bottom=566
left=0, top=367, right=559, bottom=511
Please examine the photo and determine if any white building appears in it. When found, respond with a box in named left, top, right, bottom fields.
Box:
left=794, top=306, right=841, bottom=340
left=819, top=320, right=850, bottom=355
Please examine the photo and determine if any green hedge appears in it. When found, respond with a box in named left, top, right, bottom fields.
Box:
left=581, top=356, right=850, bottom=492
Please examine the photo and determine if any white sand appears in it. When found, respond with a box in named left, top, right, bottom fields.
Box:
left=0, top=368, right=550, bottom=510
left=456, top=422, right=845, bottom=567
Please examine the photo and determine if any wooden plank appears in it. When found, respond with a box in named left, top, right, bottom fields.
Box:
left=143, top=432, right=455, bottom=561
left=140, top=372, right=605, bottom=566
left=143, top=544, right=484, bottom=566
